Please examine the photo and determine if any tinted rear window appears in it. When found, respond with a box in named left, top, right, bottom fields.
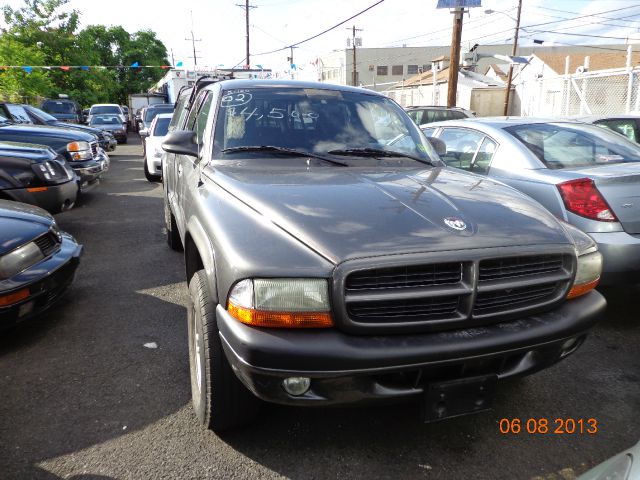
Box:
left=145, top=106, right=174, bottom=122
left=91, top=106, right=121, bottom=115
left=506, top=123, right=640, bottom=169
left=42, top=100, right=77, bottom=114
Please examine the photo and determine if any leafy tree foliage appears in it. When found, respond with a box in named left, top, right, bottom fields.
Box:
left=1, top=0, right=169, bottom=106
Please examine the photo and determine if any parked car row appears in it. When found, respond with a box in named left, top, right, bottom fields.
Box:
left=0, top=97, right=129, bottom=332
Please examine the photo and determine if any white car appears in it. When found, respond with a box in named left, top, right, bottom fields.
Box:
left=87, top=104, right=127, bottom=131
left=141, top=113, right=172, bottom=182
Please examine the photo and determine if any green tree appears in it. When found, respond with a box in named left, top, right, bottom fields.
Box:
left=1, top=0, right=169, bottom=106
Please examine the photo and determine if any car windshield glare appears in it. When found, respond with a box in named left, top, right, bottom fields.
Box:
left=212, top=87, right=435, bottom=163
left=90, top=116, right=120, bottom=125
left=506, top=123, right=640, bottom=169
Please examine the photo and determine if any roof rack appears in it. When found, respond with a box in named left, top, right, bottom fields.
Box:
left=184, top=74, right=234, bottom=111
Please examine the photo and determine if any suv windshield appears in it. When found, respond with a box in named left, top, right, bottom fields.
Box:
left=91, top=106, right=121, bottom=115
left=42, top=100, right=77, bottom=114
left=506, top=122, right=640, bottom=169
left=145, top=106, right=173, bottom=122
left=213, top=87, right=435, bottom=162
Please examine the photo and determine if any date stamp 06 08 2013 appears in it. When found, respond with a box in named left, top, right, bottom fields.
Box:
left=499, top=418, right=598, bottom=435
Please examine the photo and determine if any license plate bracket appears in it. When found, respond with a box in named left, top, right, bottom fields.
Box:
left=422, top=374, right=497, bottom=423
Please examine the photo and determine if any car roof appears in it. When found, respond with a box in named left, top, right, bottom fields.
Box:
left=90, top=103, right=121, bottom=107
left=569, top=114, right=640, bottom=122
left=427, top=117, right=589, bottom=128
left=148, top=104, right=173, bottom=108
left=154, top=113, right=173, bottom=119
left=214, top=79, right=384, bottom=97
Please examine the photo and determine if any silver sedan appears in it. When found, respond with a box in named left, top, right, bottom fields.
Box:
left=424, top=118, right=640, bottom=286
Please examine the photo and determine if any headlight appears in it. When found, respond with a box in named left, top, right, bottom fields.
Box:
left=0, top=241, right=45, bottom=279
left=153, top=149, right=163, bottom=158
left=66, top=141, right=92, bottom=161
left=33, top=161, right=69, bottom=183
left=227, top=278, right=333, bottom=328
left=560, top=221, right=602, bottom=299
left=567, top=251, right=603, bottom=299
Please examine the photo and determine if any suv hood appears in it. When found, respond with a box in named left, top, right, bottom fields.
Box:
left=209, top=165, right=571, bottom=263
left=0, top=200, right=53, bottom=255
left=0, top=123, right=94, bottom=142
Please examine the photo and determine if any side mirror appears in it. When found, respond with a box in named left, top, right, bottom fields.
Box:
left=427, top=137, right=446, bottom=156
left=162, top=130, right=199, bottom=157
left=139, top=129, right=150, bottom=137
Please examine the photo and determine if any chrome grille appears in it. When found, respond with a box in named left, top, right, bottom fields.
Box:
left=34, top=231, right=60, bottom=257
left=346, top=262, right=462, bottom=291
left=339, top=251, right=574, bottom=332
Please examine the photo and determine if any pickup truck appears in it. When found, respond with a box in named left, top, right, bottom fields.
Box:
left=0, top=109, right=108, bottom=190
left=162, top=79, right=606, bottom=431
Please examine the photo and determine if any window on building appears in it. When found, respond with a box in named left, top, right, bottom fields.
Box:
left=407, top=65, right=419, bottom=75
left=377, top=66, right=388, bottom=76
left=392, top=65, right=404, bottom=76
left=422, top=64, right=430, bottom=73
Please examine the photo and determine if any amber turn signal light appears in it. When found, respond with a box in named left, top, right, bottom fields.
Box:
left=228, top=301, right=333, bottom=328
left=567, top=278, right=600, bottom=299
left=0, top=288, right=30, bottom=307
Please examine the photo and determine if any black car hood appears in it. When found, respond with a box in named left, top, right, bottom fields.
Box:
left=208, top=165, right=571, bottom=263
left=0, top=200, right=52, bottom=255
left=0, top=123, right=94, bottom=142
left=0, top=141, right=56, bottom=162
left=50, top=121, right=103, bottom=136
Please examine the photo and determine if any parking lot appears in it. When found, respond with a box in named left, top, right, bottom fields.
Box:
left=0, top=134, right=639, bottom=480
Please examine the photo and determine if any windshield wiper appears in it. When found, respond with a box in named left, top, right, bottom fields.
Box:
left=222, top=145, right=348, bottom=167
left=327, top=148, right=436, bottom=165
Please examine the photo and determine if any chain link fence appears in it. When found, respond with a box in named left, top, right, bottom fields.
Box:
left=516, top=68, right=640, bottom=117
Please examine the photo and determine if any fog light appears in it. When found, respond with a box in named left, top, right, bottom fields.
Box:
left=561, top=338, right=579, bottom=357
left=282, top=377, right=311, bottom=396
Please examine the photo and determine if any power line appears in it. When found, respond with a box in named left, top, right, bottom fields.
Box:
left=252, top=0, right=385, bottom=56
left=532, top=5, right=640, bottom=24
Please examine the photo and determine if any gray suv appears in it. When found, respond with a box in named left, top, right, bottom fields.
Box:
left=162, top=79, right=605, bottom=431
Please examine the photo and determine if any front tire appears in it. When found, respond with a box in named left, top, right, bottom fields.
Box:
left=188, top=270, right=261, bottom=431
left=144, top=157, right=161, bottom=182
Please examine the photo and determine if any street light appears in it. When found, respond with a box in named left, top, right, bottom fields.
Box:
left=485, top=3, right=522, bottom=115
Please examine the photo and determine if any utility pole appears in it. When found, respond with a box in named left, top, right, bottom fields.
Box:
left=237, top=1, right=257, bottom=68
left=347, top=25, right=363, bottom=86
left=447, top=8, right=464, bottom=107
left=171, top=48, right=175, bottom=68
left=503, top=0, right=522, bottom=116
left=287, top=46, right=298, bottom=79
left=185, top=11, right=202, bottom=69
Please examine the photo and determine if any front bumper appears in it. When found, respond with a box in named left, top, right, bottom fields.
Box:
left=0, top=233, right=82, bottom=330
left=2, top=180, right=78, bottom=213
left=589, top=231, right=640, bottom=286
left=71, top=152, right=109, bottom=190
left=217, top=291, right=605, bottom=406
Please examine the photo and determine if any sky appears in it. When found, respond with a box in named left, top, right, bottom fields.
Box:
left=3, top=0, right=640, bottom=77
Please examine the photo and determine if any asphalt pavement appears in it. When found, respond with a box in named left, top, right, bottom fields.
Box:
left=1, top=134, right=639, bottom=480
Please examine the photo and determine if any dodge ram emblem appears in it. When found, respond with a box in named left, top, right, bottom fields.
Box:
left=444, top=217, right=467, bottom=231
